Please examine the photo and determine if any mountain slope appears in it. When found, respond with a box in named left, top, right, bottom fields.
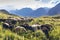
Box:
left=10, top=8, right=33, bottom=17
left=9, top=8, right=49, bottom=17
left=0, top=9, right=20, bottom=19
left=48, top=3, right=60, bottom=15
left=0, top=9, right=9, bottom=14
left=31, top=8, right=49, bottom=17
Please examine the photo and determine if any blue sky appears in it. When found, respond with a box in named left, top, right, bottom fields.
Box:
left=0, top=0, right=60, bottom=10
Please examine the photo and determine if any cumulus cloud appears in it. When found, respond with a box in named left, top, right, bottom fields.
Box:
left=0, top=0, right=60, bottom=10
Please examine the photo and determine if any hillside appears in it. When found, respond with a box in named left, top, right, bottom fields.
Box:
left=48, top=3, right=60, bottom=15
left=0, top=9, right=21, bottom=19
left=9, top=8, right=33, bottom=17
left=29, top=15, right=60, bottom=40
left=9, top=8, right=49, bottom=17
left=0, top=10, right=60, bottom=40
left=0, top=9, right=60, bottom=40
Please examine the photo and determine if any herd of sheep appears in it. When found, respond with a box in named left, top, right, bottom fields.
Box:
left=0, top=17, right=53, bottom=39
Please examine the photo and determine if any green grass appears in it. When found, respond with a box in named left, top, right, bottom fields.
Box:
left=29, top=16, right=60, bottom=40
left=0, top=12, right=60, bottom=40
left=0, top=12, right=21, bottom=19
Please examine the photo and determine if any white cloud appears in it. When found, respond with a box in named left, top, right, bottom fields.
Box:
left=0, top=0, right=60, bottom=10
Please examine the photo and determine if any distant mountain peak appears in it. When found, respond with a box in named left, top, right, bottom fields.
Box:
left=48, top=3, right=60, bottom=15
left=9, top=7, right=49, bottom=17
left=0, top=9, right=9, bottom=14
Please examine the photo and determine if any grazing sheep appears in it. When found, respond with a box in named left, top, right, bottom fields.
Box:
left=3, top=23, right=14, bottom=31
left=40, top=24, right=52, bottom=38
left=9, top=24, right=14, bottom=31
left=31, top=24, right=41, bottom=31
left=6, top=19, right=17, bottom=25
left=20, top=24, right=34, bottom=31
left=0, top=19, right=6, bottom=22
left=20, top=23, right=52, bottom=38
left=11, top=19, right=17, bottom=24
left=3, top=23, right=9, bottom=29
left=20, top=24, right=41, bottom=32
left=14, top=26, right=27, bottom=33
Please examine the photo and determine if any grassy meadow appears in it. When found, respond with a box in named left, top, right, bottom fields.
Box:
left=0, top=12, right=60, bottom=40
